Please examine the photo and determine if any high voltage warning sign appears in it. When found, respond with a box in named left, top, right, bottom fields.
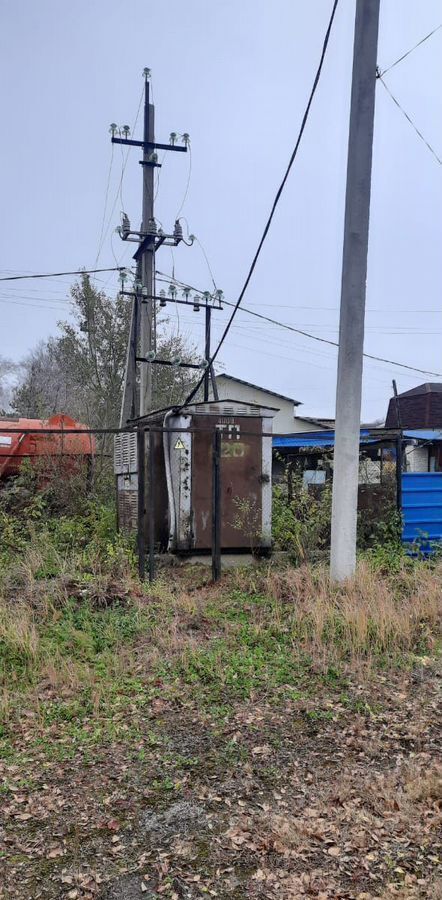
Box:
left=174, top=438, right=186, bottom=451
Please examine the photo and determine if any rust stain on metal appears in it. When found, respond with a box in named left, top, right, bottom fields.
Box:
left=192, top=415, right=262, bottom=550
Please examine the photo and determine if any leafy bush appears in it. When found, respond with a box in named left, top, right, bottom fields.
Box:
left=272, top=465, right=400, bottom=561
left=0, top=455, right=136, bottom=582
left=272, top=478, right=332, bottom=562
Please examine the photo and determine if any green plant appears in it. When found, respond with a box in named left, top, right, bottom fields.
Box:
left=272, top=478, right=332, bottom=562
left=272, top=463, right=401, bottom=561
left=230, top=496, right=262, bottom=553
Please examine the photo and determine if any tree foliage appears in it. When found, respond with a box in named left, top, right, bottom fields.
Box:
left=13, top=275, right=199, bottom=426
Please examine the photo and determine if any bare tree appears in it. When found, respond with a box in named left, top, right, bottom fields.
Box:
left=0, top=357, right=18, bottom=414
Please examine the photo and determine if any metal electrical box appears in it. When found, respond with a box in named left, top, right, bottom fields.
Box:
left=114, top=431, right=138, bottom=532
left=115, top=399, right=275, bottom=554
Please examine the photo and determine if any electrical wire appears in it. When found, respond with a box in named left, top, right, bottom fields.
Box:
left=378, top=23, right=442, bottom=77
left=95, top=85, right=145, bottom=265
left=0, top=294, right=71, bottom=309
left=194, top=236, right=217, bottom=291
left=0, top=267, right=123, bottom=283
left=0, top=298, right=70, bottom=312
left=175, top=144, right=192, bottom=220
left=94, top=143, right=115, bottom=268
left=157, top=272, right=442, bottom=316
left=178, top=0, right=340, bottom=409
left=118, top=142, right=127, bottom=213
left=377, top=73, right=442, bottom=166
left=174, top=296, right=180, bottom=337
left=176, top=312, right=431, bottom=385
left=154, top=150, right=167, bottom=202
left=175, top=314, right=442, bottom=339
left=156, top=271, right=442, bottom=379
left=110, top=229, right=122, bottom=269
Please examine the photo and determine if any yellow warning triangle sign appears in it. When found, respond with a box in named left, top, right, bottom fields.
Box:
left=174, top=438, right=186, bottom=451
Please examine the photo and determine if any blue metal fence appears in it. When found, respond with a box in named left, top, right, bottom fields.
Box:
left=402, top=472, right=442, bottom=549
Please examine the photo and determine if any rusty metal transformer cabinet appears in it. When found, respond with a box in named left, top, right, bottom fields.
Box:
left=114, top=400, right=275, bottom=554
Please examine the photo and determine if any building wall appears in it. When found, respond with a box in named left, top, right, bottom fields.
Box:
left=212, top=376, right=324, bottom=434
left=406, top=446, right=429, bottom=473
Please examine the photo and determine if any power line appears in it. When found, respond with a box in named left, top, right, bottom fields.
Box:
left=378, top=23, right=442, bottom=77
left=156, top=272, right=442, bottom=379
left=178, top=0, right=340, bottom=408
left=193, top=236, right=218, bottom=291
left=94, top=143, right=115, bottom=267
left=377, top=72, right=442, bottom=166
left=154, top=150, right=167, bottom=202
left=0, top=296, right=71, bottom=308
left=0, top=267, right=123, bottom=283
left=174, top=309, right=442, bottom=335
left=0, top=299, right=69, bottom=312
left=0, top=291, right=71, bottom=303
left=96, top=84, right=145, bottom=267
left=222, top=303, right=442, bottom=377
left=175, top=144, right=192, bottom=220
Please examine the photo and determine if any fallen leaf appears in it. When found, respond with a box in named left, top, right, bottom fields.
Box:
left=252, top=744, right=272, bottom=757
left=47, top=846, right=64, bottom=859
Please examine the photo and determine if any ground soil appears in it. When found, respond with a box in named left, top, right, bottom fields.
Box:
left=1, top=661, right=440, bottom=899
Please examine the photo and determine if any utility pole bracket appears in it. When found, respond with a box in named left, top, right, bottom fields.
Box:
left=111, top=137, right=187, bottom=153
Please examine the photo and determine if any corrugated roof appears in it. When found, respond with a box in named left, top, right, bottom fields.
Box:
left=398, top=383, right=442, bottom=397
left=273, top=428, right=442, bottom=449
left=403, top=429, right=442, bottom=441
left=273, top=429, right=375, bottom=449
left=386, top=389, right=442, bottom=428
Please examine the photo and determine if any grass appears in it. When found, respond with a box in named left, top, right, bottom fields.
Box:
left=0, top=529, right=441, bottom=752
left=0, top=526, right=441, bottom=899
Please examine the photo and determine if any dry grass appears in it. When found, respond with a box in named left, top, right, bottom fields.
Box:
left=1, top=553, right=441, bottom=731
left=252, top=559, right=442, bottom=663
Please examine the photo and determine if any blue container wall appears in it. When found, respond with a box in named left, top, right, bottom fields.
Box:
left=401, top=472, right=442, bottom=545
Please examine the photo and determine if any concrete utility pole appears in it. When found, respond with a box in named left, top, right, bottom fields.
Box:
left=140, top=71, right=155, bottom=417
left=330, top=0, right=380, bottom=582
left=113, top=70, right=188, bottom=424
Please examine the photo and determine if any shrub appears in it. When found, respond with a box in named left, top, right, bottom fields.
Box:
left=272, top=478, right=332, bottom=562
left=272, top=464, right=400, bottom=561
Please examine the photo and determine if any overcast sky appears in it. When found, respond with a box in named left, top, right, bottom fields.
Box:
left=1, top=0, right=442, bottom=421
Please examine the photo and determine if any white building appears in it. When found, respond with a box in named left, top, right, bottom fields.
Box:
left=209, top=374, right=327, bottom=435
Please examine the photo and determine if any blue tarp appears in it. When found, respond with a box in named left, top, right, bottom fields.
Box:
left=273, top=429, right=374, bottom=449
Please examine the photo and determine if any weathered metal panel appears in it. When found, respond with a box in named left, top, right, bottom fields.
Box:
left=114, top=432, right=137, bottom=474
left=117, top=473, right=138, bottom=531
left=402, top=472, right=442, bottom=546
left=150, top=429, right=170, bottom=550
left=191, top=415, right=263, bottom=550
left=167, top=415, right=193, bottom=551
left=130, top=401, right=275, bottom=554
left=261, top=418, right=273, bottom=547
left=115, top=430, right=168, bottom=545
